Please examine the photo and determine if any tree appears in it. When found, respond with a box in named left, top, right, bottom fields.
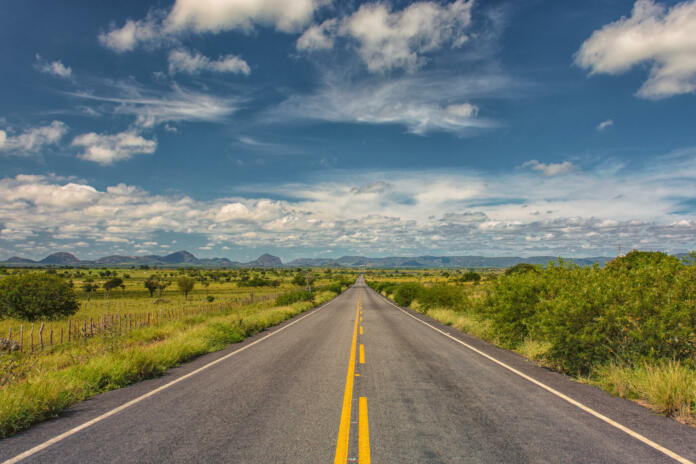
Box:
left=144, top=276, right=160, bottom=298
left=176, top=276, right=195, bottom=300
left=292, top=273, right=306, bottom=286
left=103, top=277, right=124, bottom=298
left=0, top=273, right=79, bottom=321
left=82, top=279, right=98, bottom=301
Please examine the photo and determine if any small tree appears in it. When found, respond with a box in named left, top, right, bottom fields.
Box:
left=0, top=273, right=79, bottom=321
left=103, top=277, right=124, bottom=298
left=144, top=276, right=159, bottom=297
left=177, top=276, right=195, bottom=300
left=82, top=279, right=98, bottom=301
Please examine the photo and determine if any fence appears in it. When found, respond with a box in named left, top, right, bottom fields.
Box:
left=0, top=292, right=278, bottom=355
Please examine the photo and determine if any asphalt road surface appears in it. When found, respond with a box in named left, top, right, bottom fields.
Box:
left=3, top=277, right=696, bottom=463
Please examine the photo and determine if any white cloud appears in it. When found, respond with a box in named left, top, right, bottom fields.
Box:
left=0, top=121, right=68, bottom=155
left=71, top=131, right=157, bottom=165
left=522, top=160, right=576, bottom=177
left=597, top=119, right=614, bottom=131
left=273, top=73, right=501, bottom=135
left=99, top=12, right=166, bottom=53
left=101, top=0, right=327, bottom=52
left=332, top=0, right=473, bottom=73
left=2, top=149, right=695, bottom=256
left=69, top=82, right=242, bottom=128
left=35, top=55, right=72, bottom=78
left=168, top=48, right=250, bottom=75
left=576, top=0, right=696, bottom=98
left=297, top=19, right=337, bottom=51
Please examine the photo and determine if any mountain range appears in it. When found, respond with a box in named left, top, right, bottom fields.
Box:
left=0, top=250, right=619, bottom=268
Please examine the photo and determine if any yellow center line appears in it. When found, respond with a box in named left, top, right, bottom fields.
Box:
left=334, top=295, right=361, bottom=464
left=359, top=344, right=365, bottom=364
left=359, top=326, right=363, bottom=335
left=359, top=397, right=371, bottom=464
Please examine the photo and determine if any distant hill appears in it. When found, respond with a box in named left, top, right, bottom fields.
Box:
left=0, top=250, right=621, bottom=268
left=6, top=256, right=37, bottom=264
left=246, top=253, right=283, bottom=267
left=40, top=252, right=81, bottom=265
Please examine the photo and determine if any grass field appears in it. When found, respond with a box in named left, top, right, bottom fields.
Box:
left=0, top=267, right=355, bottom=437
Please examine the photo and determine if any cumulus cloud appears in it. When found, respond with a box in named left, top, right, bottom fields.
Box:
left=35, top=55, right=72, bottom=78
left=297, top=19, right=337, bottom=51
left=576, top=0, right=696, bottom=98
left=597, top=119, right=614, bottom=131
left=71, top=131, right=157, bottom=165
left=168, top=48, right=250, bottom=75
left=100, top=0, right=327, bottom=52
left=0, top=121, right=68, bottom=155
left=339, top=0, right=473, bottom=73
left=1, top=151, right=696, bottom=256
left=522, top=160, right=576, bottom=177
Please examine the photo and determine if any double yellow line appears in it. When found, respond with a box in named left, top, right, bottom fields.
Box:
left=334, top=296, right=370, bottom=464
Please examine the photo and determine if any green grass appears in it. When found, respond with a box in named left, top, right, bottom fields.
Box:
left=0, top=289, right=338, bottom=438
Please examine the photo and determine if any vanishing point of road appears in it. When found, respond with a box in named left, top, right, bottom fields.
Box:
left=2, top=277, right=696, bottom=463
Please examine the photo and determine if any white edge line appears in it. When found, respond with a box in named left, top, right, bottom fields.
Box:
left=372, top=290, right=694, bottom=464
left=4, top=296, right=343, bottom=464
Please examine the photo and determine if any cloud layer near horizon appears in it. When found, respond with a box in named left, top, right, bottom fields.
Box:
left=2, top=147, right=695, bottom=259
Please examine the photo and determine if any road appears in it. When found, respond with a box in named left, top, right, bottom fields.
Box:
left=2, top=277, right=696, bottom=463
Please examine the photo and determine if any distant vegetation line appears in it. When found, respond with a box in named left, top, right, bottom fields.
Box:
left=0, top=250, right=637, bottom=268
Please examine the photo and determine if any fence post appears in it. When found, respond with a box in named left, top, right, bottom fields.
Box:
left=60, top=327, right=63, bottom=344
left=68, top=319, right=72, bottom=342
left=19, top=324, right=23, bottom=352
left=90, top=317, right=93, bottom=336
left=39, top=322, right=44, bottom=349
left=7, top=326, right=11, bottom=341
left=50, top=328, right=53, bottom=346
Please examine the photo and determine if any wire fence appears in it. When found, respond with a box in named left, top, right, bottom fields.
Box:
left=0, top=292, right=277, bottom=355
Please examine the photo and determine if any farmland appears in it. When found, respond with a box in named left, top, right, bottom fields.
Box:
left=0, top=266, right=356, bottom=437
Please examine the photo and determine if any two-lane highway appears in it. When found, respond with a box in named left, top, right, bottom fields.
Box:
left=3, top=277, right=696, bottom=463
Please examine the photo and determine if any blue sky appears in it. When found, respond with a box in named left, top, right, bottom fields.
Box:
left=1, top=0, right=695, bottom=261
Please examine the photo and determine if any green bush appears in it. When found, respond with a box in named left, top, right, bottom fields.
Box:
left=276, top=289, right=313, bottom=306
left=460, top=271, right=481, bottom=283
left=418, top=283, right=465, bottom=310
left=0, top=273, right=79, bottom=321
left=393, top=283, right=422, bottom=307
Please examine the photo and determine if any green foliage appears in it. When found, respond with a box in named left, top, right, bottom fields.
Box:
left=176, top=276, right=196, bottom=299
left=292, top=273, right=307, bottom=286
left=504, top=263, right=540, bottom=275
left=275, top=289, right=313, bottom=306
left=0, top=273, right=79, bottom=321
left=417, top=283, right=466, bottom=311
left=393, top=283, right=421, bottom=307
left=460, top=271, right=481, bottom=283
left=103, top=277, right=123, bottom=294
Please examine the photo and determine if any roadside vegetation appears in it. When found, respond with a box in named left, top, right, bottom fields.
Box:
left=0, top=266, right=355, bottom=438
left=366, top=251, right=696, bottom=426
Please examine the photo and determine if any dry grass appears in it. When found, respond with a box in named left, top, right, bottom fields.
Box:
left=594, top=361, right=696, bottom=424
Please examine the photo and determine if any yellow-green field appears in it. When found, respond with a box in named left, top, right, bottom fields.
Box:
left=0, top=267, right=356, bottom=437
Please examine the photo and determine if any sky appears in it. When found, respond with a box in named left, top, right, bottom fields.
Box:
left=1, top=0, right=695, bottom=262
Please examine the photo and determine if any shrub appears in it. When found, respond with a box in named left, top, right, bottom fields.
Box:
left=504, top=263, right=540, bottom=275
left=460, top=271, right=481, bottom=283
left=393, top=283, right=422, bottom=307
left=276, top=289, right=313, bottom=306
left=0, top=273, right=79, bottom=321
left=418, top=283, right=465, bottom=310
